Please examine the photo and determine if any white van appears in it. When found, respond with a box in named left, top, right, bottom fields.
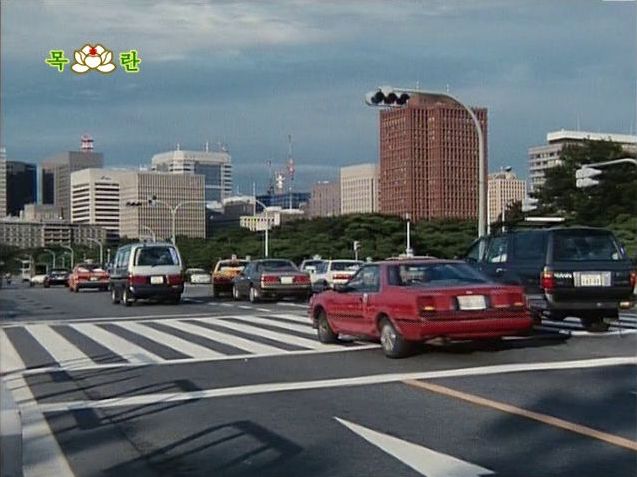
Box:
left=109, top=242, right=184, bottom=306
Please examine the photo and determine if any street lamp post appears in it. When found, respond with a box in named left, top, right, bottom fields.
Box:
left=405, top=213, right=412, bottom=256
left=140, top=225, right=156, bottom=242
left=61, top=245, right=75, bottom=268
left=365, top=86, right=487, bottom=237
left=43, top=249, right=56, bottom=270
left=150, top=199, right=206, bottom=244
left=85, top=238, right=103, bottom=265
left=252, top=198, right=271, bottom=258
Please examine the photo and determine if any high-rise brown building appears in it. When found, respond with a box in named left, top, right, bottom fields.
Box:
left=379, top=93, right=487, bottom=221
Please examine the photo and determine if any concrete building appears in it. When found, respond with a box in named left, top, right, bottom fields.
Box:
left=308, top=181, right=340, bottom=218
left=488, top=169, right=527, bottom=224
left=119, top=171, right=206, bottom=240
left=0, top=147, right=6, bottom=218
left=208, top=196, right=255, bottom=234
left=340, top=163, right=378, bottom=214
left=41, top=138, right=104, bottom=219
left=151, top=146, right=232, bottom=207
left=528, top=129, right=637, bottom=192
left=71, top=168, right=132, bottom=240
left=240, top=207, right=304, bottom=231
left=6, top=161, right=37, bottom=216
left=0, top=218, right=106, bottom=248
left=22, top=204, right=62, bottom=222
left=378, top=93, right=487, bottom=221
left=256, top=192, right=310, bottom=211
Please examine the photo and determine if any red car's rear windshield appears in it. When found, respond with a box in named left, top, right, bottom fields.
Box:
left=76, top=264, right=105, bottom=272
left=388, top=263, right=489, bottom=286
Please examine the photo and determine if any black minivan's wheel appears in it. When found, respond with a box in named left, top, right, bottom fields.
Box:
left=232, top=285, right=241, bottom=301
left=379, top=318, right=412, bottom=358
left=316, top=310, right=339, bottom=344
left=111, top=287, right=120, bottom=304
left=581, top=316, right=611, bottom=333
left=122, top=288, right=134, bottom=307
left=248, top=285, right=259, bottom=303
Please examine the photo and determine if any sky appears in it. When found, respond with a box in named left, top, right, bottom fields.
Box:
left=1, top=0, right=636, bottom=194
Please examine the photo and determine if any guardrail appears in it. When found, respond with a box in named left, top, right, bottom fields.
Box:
left=0, top=378, right=23, bottom=477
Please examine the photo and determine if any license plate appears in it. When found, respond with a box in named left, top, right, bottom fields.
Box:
left=280, top=276, right=294, bottom=285
left=150, top=276, right=164, bottom=285
left=90, top=276, right=98, bottom=281
left=576, top=272, right=611, bottom=287
left=457, top=295, right=486, bottom=310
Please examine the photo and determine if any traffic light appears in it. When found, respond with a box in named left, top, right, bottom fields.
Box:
left=575, top=166, right=602, bottom=189
left=365, top=86, right=410, bottom=106
left=148, top=194, right=158, bottom=206
left=353, top=241, right=360, bottom=251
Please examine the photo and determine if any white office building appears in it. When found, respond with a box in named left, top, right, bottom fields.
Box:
left=488, top=170, right=527, bottom=223
left=340, top=163, right=378, bottom=214
left=71, top=168, right=133, bottom=240
left=528, top=129, right=637, bottom=192
left=0, top=147, right=7, bottom=218
left=151, top=146, right=232, bottom=208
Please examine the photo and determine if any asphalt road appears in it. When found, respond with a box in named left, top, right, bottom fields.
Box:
left=1, top=283, right=636, bottom=477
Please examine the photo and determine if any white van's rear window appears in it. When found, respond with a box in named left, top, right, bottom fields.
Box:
left=135, top=247, right=179, bottom=266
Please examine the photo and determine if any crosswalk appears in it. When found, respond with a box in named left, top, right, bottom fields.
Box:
left=0, top=311, right=374, bottom=374
left=1, top=306, right=635, bottom=375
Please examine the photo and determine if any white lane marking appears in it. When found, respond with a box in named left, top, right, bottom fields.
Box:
left=335, top=417, right=493, bottom=477
left=119, top=321, right=223, bottom=359
left=203, top=317, right=337, bottom=350
left=256, top=308, right=271, bottom=313
left=1, top=334, right=75, bottom=477
left=267, top=313, right=312, bottom=324
left=229, top=315, right=315, bottom=336
left=160, top=320, right=284, bottom=355
left=24, top=325, right=95, bottom=368
left=276, top=302, right=308, bottom=309
left=70, top=323, right=164, bottom=365
left=0, top=312, right=215, bottom=328
left=221, top=303, right=233, bottom=307
left=563, top=317, right=636, bottom=330
left=17, top=344, right=381, bottom=376
left=34, top=356, right=637, bottom=412
left=535, top=326, right=637, bottom=337
left=238, top=305, right=254, bottom=310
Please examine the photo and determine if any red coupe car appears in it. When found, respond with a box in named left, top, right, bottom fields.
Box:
left=68, top=263, right=110, bottom=292
left=308, top=259, right=533, bottom=358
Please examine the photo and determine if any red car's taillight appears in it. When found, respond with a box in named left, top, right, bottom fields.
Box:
left=540, top=268, right=555, bottom=291
left=418, top=296, right=436, bottom=314
left=508, top=291, right=526, bottom=308
left=630, top=271, right=636, bottom=289
left=294, top=275, right=310, bottom=284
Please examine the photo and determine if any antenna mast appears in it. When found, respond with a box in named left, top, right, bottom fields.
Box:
left=287, top=133, right=295, bottom=209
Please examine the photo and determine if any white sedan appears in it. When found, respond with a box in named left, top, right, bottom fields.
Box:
left=186, top=268, right=212, bottom=284
left=312, top=260, right=363, bottom=290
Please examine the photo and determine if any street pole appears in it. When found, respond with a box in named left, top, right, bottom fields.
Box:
left=405, top=213, right=412, bottom=255
left=43, top=249, right=56, bottom=270
left=141, top=226, right=156, bottom=242
left=253, top=198, right=270, bottom=258
left=86, top=238, right=103, bottom=265
left=61, top=245, right=74, bottom=268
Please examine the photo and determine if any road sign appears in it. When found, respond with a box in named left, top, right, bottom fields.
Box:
left=521, top=197, right=539, bottom=212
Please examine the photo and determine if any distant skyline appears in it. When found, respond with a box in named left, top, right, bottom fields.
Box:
left=1, top=0, right=635, bottom=194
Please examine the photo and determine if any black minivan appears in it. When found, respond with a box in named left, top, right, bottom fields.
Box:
left=465, top=227, right=636, bottom=331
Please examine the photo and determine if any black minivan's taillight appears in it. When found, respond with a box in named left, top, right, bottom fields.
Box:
left=540, top=267, right=555, bottom=291
left=630, top=271, right=636, bottom=289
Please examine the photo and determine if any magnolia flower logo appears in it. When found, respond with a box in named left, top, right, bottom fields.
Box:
left=71, top=44, right=116, bottom=74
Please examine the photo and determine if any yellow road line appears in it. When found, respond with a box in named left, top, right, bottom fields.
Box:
left=403, top=379, right=637, bottom=453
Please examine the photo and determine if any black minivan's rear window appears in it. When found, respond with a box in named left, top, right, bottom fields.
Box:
left=553, top=230, right=623, bottom=262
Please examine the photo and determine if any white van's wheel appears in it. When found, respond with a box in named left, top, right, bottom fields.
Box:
left=122, top=288, right=133, bottom=307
